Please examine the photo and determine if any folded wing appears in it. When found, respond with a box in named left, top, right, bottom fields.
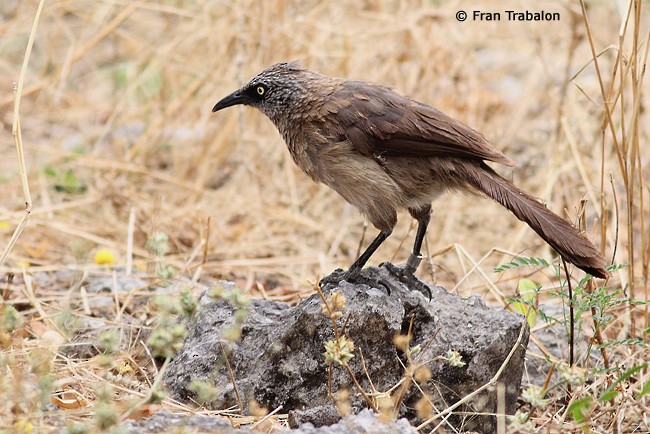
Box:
left=322, top=81, right=515, bottom=166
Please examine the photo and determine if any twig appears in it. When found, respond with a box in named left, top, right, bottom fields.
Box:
left=587, top=280, right=611, bottom=370
left=202, top=216, right=211, bottom=265
left=314, top=283, right=339, bottom=336
left=496, top=382, right=506, bottom=434
left=562, top=259, right=574, bottom=399
left=553, top=9, right=581, bottom=144
left=562, top=259, right=575, bottom=369
left=578, top=0, right=622, bottom=166
left=327, top=363, right=333, bottom=399
left=119, top=357, right=171, bottom=422
left=451, top=244, right=508, bottom=305
left=358, top=346, right=378, bottom=396
left=315, top=284, right=375, bottom=410
left=344, top=363, right=376, bottom=410
left=141, top=340, right=159, bottom=378
left=0, top=0, right=43, bottom=267
left=579, top=205, right=611, bottom=369
left=416, top=314, right=528, bottom=431
left=126, top=208, right=135, bottom=275
left=21, top=270, right=66, bottom=338
left=250, top=404, right=283, bottom=430
left=221, top=341, right=243, bottom=412
left=390, top=315, right=417, bottom=416
left=541, top=363, right=556, bottom=395
left=610, top=175, right=620, bottom=267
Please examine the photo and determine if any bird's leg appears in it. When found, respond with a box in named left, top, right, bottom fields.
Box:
left=319, top=228, right=393, bottom=290
left=404, top=205, right=431, bottom=275
left=348, top=228, right=393, bottom=276
left=382, top=205, right=432, bottom=299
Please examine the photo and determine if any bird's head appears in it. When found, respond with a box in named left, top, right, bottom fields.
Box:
left=212, top=62, right=315, bottom=121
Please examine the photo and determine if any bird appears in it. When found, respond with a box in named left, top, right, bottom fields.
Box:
left=212, top=62, right=609, bottom=284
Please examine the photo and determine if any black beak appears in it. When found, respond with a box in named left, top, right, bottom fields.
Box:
left=212, top=90, right=249, bottom=112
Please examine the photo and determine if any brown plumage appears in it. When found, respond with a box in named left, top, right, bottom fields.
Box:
left=213, top=62, right=609, bottom=280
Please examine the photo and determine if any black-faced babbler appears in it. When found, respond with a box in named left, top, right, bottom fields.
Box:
left=213, top=62, right=608, bottom=285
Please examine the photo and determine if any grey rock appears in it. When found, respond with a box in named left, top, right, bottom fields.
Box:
left=283, top=409, right=417, bottom=434
left=119, top=408, right=415, bottom=434
left=86, top=274, right=148, bottom=294
left=120, top=410, right=236, bottom=433
left=163, top=266, right=529, bottom=433
left=287, top=405, right=340, bottom=429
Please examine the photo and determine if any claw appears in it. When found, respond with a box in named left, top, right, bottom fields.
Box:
left=318, top=268, right=348, bottom=288
left=381, top=262, right=432, bottom=301
left=319, top=268, right=390, bottom=295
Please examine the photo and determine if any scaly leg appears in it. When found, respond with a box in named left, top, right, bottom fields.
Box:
left=382, top=205, right=432, bottom=299
left=404, top=205, right=431, bottom=275
left=319, top=228, right=393, bottom=290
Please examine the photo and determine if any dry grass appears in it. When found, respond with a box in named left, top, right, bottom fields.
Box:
left=1, top=0, right=649, bottom=432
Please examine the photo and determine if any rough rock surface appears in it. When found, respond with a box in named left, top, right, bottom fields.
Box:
left=120, top=410, right=234, bottom=433
left=120, top=409, right=417, bottom=434
left=163, top=265, right=529, bottom=433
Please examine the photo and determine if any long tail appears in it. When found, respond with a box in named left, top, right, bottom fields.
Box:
left=464, top=162, right=608, bottom=278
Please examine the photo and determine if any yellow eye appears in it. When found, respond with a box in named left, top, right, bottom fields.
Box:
left=256, top=86, right=265, bottom=95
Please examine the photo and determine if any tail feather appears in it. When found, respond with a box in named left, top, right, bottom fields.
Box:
left=465, top=163, right=608, bottom=279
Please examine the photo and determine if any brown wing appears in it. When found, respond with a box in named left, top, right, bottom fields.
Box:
left=321, top=80, right=515, bottom=166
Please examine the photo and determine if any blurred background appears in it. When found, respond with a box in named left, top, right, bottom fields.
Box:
left=1, top=0, right=647, bottom=298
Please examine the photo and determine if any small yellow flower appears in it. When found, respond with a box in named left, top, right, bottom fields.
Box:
left=15, top=259, right=30, bottom=268
left=94, top=248, right=115, bottom=265
left=14, top=419, right=33, bottom=433
left=0, top=221, right=10, bottom=230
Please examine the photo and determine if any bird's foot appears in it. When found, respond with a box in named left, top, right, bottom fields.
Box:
left=318, top=268, right=348, bottom=288
left=319, top=268, right=390, bottom=295
left=380, top=262, right=432, bottom=301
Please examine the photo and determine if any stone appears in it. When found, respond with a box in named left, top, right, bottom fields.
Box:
left=163, top=265, right=529, bottom=433
left=285, top=409, right=418, bottom=434
left=119, top=408, right=417, bottom=434
left=120, top=410, right=234, bottom=433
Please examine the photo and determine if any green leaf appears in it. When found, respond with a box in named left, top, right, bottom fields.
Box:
left=606, top=263, right=628, bottom=271
left=52, top=169, right=87, bottom=194
left=511, top=279, right=539, bottom=327
left=568, top=396, right=592, bottom=424
left=518, top=278, right=539, bottom=294
left=599, top=389, right=618, bottom=402
left=595, top=338, right=645, bottom=349
left=494, top=256, right=550, bottom=273
left=43, top=165, right=57, bottom=177
left=113, top=62, right=132, bottom=90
